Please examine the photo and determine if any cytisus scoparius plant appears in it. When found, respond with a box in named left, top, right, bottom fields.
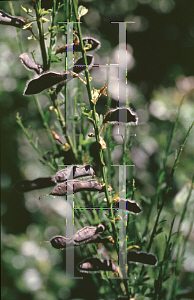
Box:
left=1, top=1, right=194, bottom=300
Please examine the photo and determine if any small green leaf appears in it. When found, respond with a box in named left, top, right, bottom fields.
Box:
left=50, top=55, right=62, bottom=63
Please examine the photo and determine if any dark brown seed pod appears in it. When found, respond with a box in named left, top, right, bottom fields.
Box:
left=14, top=165, right=96, bottom=193
left=50, top=179, right=103, bottom=196
left=50, top=235, right=67, bottom=249
left=14, top=177, right=55, bottom=193
left=24, top=55, right=94, bottom=95
left=114, top=198, right=142, bottom=215
left=23, top=71, right=68, bottom=95
left=19, top=53, right=43, bottom=74
left=103, top=107, right=138, bottom=125
left=127, top=251, right=158, bottom=266
left=77, top=257, right=118, bottom=273
left=0, top=10, right=30, bottom=29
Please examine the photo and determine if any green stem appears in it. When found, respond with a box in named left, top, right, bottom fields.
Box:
left=48, top=0, right=56, bottom=69
left=73, top=0, right=128, bottom=295
left=9, top=1, right=59, bottom=156
left=16, top=115, right=56, bottom=171
left=50, top=91, right=78, bottom=162
left=147, top=121, right=194, bottom=253
left=34, top=0, right=48, bottom=70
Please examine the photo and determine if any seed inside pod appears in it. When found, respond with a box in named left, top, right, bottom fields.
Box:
left=114, top=198, right=142, bottom=215
left=127, top=251, right=158, bottom=266
left=103, top=107, right=138, bottom=125
left=19, top=53, right=43, bottom=74
left=50, top=179, right=103, bottom=196
left=77, top=257, right=118, bottom=273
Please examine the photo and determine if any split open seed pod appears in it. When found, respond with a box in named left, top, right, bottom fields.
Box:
left=50, top=179, right=104, bottom=196
left=50, top=223, right=108, bottom=249
left=127, top=250, right=158, bottom=266
left=103, top=107, right=138, bottom=125
left=114, top=198, right=142, bottom=215
left=77, top=257, right=118, bottom=273
left=24, top=55, right=94, bottom=95
left=19, top=53, right=43, bottom=74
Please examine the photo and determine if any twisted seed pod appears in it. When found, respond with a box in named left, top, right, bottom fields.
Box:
left=0, top=10, right=29, bottom=29
left=50, top=179, right=103, bottom=196
left=50, top=223, right=107, bottom=249
left=103, top=107, right=138, bottom=125
left=14, top=177, right=56, bottom=193
left=77, top=257, right=118, bottom=273
left=14, top=165, right=96, bottom=193
left=54, top=165, right=95, bottom=183
left=127, top=251, right=158, bottom=266
left=114, top=198, right=142, bottom=215
left=24, top=55, right=94, bottom=95
left=19, top=53, right=43, bottom=74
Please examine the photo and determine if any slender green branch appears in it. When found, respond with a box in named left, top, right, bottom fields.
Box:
left=48, top=0, right=56, bottom=69
left=34, top=0, right=48, bottom=70
left=16, top=114, right=56, bottom=171
left=147, top=121, right=194, bottom=253
left=9, top=1, right=59, bottom=156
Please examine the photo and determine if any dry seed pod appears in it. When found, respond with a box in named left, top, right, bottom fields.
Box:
left=0, top=10, right=30, bottom=29
left=14, top=177, right=56, bottom=193
left=127, top=251, right=158, bottom=266
left=54, top=165, right=95, bottom=182
left=50, top=235, right=67, bottom=249
left=19, top=53, right=43, bottom=74
left=77, top=257, right=118, bottom=273
left=14, top=165, right=96, bottom=193
left=50, top=179, right=103, bottom=196
left=50, top=223, right=108, bottom=249
left=24, top=55, right=94, bottom=95
left=103, top=107, right=138, bottom=125
left=72, top=223, right=107, bottom=245
left=114, top=198, right=142, bottom=215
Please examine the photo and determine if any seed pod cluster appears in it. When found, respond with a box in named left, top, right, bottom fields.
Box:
left=14, top=165, right=96, bottom=193
left=77, top=257, right=118, bottom=273
left=24, top=55, right=94, bottom=95
left=50, top=223, right=107, bottom=249
left=50, top=179, right=103, bottom=196
left=54, top=165, right=95, bottom=183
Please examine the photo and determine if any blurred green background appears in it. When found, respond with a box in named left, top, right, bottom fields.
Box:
left=1, top=0, right=194, bottom=299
